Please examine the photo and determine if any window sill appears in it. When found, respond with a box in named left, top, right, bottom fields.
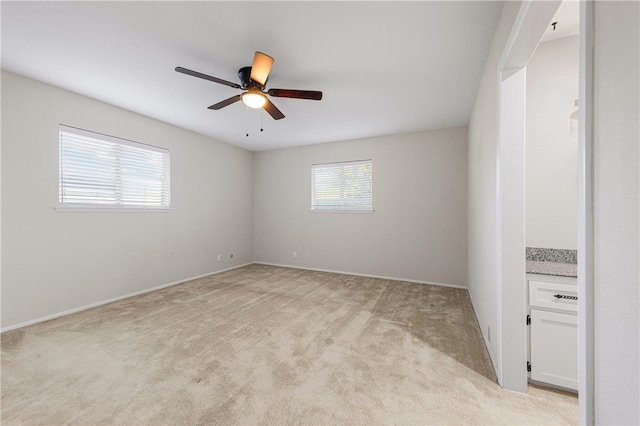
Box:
left=55, top=205, right=173, bottom=213
left=309, top=209, right=374, bottom=214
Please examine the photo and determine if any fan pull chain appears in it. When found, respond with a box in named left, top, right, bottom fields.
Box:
left=245, top=108, right=266, bottom=137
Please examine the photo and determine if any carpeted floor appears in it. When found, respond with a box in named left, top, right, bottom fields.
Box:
left=1, top=264, right=577, bottom=424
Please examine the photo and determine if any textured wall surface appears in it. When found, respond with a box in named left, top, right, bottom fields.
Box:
left=592, top=1, right=639, bottom=424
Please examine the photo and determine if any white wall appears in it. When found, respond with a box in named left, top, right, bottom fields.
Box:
left=467, top=0, right=522, bottom=380
left=526, top=35, right=579, bottom=250
left=253, top=127, right=468, bottom=287
left=1, top=71, right=254, bottom=329
left=591, top=2, right=639, bottom=423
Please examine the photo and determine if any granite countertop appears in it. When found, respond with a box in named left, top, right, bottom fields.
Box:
left=526, top=247, right=578, bottom=278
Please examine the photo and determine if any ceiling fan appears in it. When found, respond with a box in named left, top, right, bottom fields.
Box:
left=175, top=52, right=323, bottom=120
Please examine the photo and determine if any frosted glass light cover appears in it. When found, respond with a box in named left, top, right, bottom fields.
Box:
left=242, top=92, right=266, bottom=109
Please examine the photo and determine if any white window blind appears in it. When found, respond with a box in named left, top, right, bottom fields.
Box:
left=58, top=125, right=171, bottom=209
left=311, top=160, right=373, bottom=212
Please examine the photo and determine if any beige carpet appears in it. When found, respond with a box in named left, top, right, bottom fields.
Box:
left=1, top=264, right=577, bottom=424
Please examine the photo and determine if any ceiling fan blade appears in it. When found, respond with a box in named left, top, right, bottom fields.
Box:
left=250, top=52, right=274, bottom=86
left=208, top=94, right=242, bottom=110
left=267, top=88, right=323, bottom=101
left=263, top=98, right=285, bottom=120
left=175, top=66, right=241, bottom=89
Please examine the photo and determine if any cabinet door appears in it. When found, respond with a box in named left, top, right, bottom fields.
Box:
left=530, top=309, right=578, bottom=390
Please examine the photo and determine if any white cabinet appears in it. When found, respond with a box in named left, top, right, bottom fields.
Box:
left=527, top=275, right=578, bottom=391
left=530, top=309, right=578, bottom=390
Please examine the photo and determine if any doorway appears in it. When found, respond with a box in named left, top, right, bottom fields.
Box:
left=496, top=0, right=591, bottom=422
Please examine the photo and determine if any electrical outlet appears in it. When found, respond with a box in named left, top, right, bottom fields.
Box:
left=217, top=254, right=222, bottom=262
left=292, top=250, right=297, bottom=258
left=487, top=326, right=491, bottom=343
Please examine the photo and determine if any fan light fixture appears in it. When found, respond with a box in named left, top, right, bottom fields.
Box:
left=175, top=51, right=322, bottom=121
left=242, top=92, right=266, bottom=109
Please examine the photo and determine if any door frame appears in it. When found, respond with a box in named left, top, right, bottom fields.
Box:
left=496, top=0, right=594, bottom=424
left=495, top=3, right=594, bottom=423
left=496, top=0, right=561, bottom=392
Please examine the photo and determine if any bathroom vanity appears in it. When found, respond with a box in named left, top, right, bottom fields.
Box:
left=526, top=248, right=578, bottom=392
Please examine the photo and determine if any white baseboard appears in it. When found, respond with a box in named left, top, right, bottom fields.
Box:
left=253, top=261, right=468, bottom=290
left=0, top=262, right=253, bottom=333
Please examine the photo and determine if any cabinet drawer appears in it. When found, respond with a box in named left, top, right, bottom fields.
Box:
left=529, top=280, right=577, bottom=313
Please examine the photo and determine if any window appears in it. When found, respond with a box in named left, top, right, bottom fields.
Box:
left=311, top=160, right=373, bottom=212
left=58, top=125, right=171, bottom=210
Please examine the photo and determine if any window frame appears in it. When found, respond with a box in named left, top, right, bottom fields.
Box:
left=310, top=159, right=374, bottom=213
left=57, top=125, right=172, bottom=212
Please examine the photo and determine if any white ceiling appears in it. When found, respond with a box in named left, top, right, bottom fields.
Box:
left=541, top=0, right=580, bottom=43
left=1, top=1, right=504, bottom=151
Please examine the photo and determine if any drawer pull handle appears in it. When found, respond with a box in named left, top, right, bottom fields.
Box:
left=554, top=294, right=578, bottom=300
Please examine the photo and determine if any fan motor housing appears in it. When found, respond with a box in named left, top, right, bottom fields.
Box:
left=238, top=66, right=265, bottom=90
